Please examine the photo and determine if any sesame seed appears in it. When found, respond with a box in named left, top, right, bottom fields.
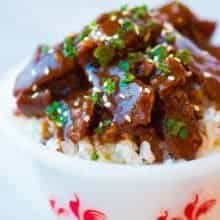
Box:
left=174, top=57, right=181, bottom=63
left=144, top=87, right=151, bottom=94
left=134, top=24, right=140, bottom=35
left=57, top=108, right=62, bottom=114
left=193, top=105, right=200, bottom=112
left=204, top=72, right=212, bottom=78
left=161, top=29, right=168, bottom=37
left=31, top=92, right=39, bottom=99
left=122, top=11, right=129, bottom=16
left=147, top=58, right=154, bottom=63
left=124, top=115, right=131, bottom=123
left=84, top=115, right=90, bottom=122
left=31, top=69, right=37, bottom=76
left=103, top=95, right=108, bottom=103
left=164, top=22, right=174, bottom=32
left=110, top=15, right=117, bottom=21
left=73, top=99, right=80, bottom=107
left=118, top=19, right=124, bottom=25
left=168, top=75, right=175, bottom=81
left=104, top=102, right=112, bottom=108
left=100, top=36, right=106, bottom=42
left=119, top=94, right=126, bottom=99
left=112, top=34, right=119, bottom=39
left=44, top=67, right=50, bottom=75
left=32, top=84, right=38, bottom=92
left=186, top=71, right=192, bottom=77
left=168, top=54, right=174, bottom=59
left=167, top=45, right=174, bottom=52
left=93, top=87, right=101, bottom=93
left=96, top=31, right=102, bottom=37
left=105, top=36, right=112, bottom=41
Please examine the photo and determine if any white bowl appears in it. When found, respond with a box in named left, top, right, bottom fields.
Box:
left=0, top=61, right=220, bottom=220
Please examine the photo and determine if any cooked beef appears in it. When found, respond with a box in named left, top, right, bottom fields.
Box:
left=64, top=91, right=95, bottom=143
left=162, top=90, right=202, bottom=160
left=16, top=90, right=52, bottom=117
left=13, top=44, right=77, bottom=96
left=13, top=1, right=220, bottom=162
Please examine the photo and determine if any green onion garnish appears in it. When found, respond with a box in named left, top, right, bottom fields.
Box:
left=165, top=33, right=176, bottom=44
left=94, top=45, right=115, bottom=67
left=90, top=150, right=99, bottom=160
left=76, top=21, right=97, bottom=43
left=165, top=118, right=188, bottom=139
left=103, top=78, right=117, bottom=95
left=109, top=38, right=125, bottom=49
left=95, top=120, right=112, bottom=134
left=119, top=60, right=130, bottom=72
left=46, top=101, right=69, bottom=127
left=176, top=49, right=192, bottom=65
left=91, top=91, right=101, bottom=104
left=149, top=44, right=168, bottom=62
left=63, top=37, right=77, bottom=58
left=121, top=73, right=136, bottom=85
left=131, top=4, right=148, bottom=19
left=158, top=62, right=171, bottom=75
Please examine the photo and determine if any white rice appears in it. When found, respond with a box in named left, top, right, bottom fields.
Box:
left=42, top=106, right=220, bottom=164
left=2, top=73, right=220, bottom=165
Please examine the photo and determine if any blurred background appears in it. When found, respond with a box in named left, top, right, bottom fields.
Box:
left=0, top=0, right=220, bottom=219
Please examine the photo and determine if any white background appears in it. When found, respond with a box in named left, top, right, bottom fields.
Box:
left=0, top=0, right=220, bottom=219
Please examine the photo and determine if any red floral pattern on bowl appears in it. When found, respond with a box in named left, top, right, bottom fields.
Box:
left=157, top=194, right=217, bottom=220
left=49, top=193, right=217, bottom=220
left=49, top=194, right=106, bottom=220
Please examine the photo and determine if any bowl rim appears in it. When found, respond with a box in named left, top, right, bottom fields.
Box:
left=1, top=61, right=220, bottom=182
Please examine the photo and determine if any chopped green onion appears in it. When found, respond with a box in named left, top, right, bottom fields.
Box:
left=165, top=33, right=176, bottom=44
left=121, top=19, right=135, bottom=32
left=179, top=127, right=189, bottom=139
left=165, top=118, right=188, bottom=139
left=158, top=62, right=171, bottom=75
left=46, top=101, right=69, bottom=127
left=103, top=78, right=117, bottom=95
left=121, top=73, right=136, bottom=85
left=128, top=52, right=144, bottom=64
left=109, top=38, right=125, bottom=49
left=76, top=21, right=97, bottom=43
left=131, top=4, right=148, bottom=19
left=91, top=91, right=101, bottom=104
left=119, top=60, right=130, bottom=72
left=95, top=120, right=112, bottom=134
left=41, top=45, right=50, bottom=55
left=147, top=19, right=159, bottom=28
left=63, top=37, right=77, bottom=58
left=120, top=4, right=129, bottom=12
left=176, top=49, right=192, bottom=65
left=94, top=45, right=115, bottom=67
left=149, top=44, right=168, bottom=62
left=90, top=150, right=99, bottom=160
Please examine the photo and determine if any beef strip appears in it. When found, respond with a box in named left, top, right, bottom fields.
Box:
left=150, top=57, right=187, bottom=98
left=13, top=45, right=77, bottom=96
left=162, top=90, right=202, bottom=160
left=64, top=91, right=95, bottom=143
left=175, top=33, right=220, bottom=103
left=16, top=90, right=52, bottom=117
left=158, top=1, right=220, bottom=59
